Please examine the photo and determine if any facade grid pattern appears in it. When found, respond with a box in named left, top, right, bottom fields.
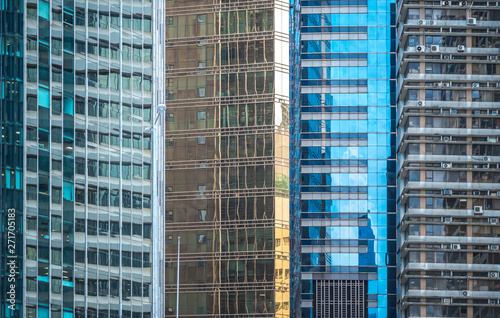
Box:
left=396, top=0, right=500, bottom=317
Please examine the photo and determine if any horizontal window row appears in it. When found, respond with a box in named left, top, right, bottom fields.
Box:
left=25, top=185, right=151, bottom=209
left=25, top=129, right=151, bottom=151
left=75, top=278, right=149, bottom=298
left=406, top=170, right=500, bottom=183
left=407, top=8, right=500, bottom=22
left=407, top=89, right=500, bottom=103
left=166, top=9, right=273, bottom=38
left=75, top=219, right=151, bottom=238
left=407, top=305, right=500, bottom=318
left=75, top=249, right=151, bottom=268
left=26, top=37, right=153, bottom=63
left=25, top=96, right=152, bottom=121
left=75, top=308, right=150, bottom=318
left=405, top=197, right=500, bottom=210
left=406, top=143, right=500, bottom=156
left=406, top=223, right=500, bottom=237
left=406, top=62, right=498, bottom=76
left=25, top=68, right=153, bottom=91
left=406, top=250, right=500, bottom=264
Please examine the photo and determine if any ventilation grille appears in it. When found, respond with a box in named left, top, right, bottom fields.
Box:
left=314, top=280, right=367, bottom=318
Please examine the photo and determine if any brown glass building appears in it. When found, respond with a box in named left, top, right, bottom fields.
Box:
left=164, top=0, right=290, bottom=316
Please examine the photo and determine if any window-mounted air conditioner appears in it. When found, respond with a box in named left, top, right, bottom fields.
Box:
left=467, top=17, right=477, bottom=25
left=457, top=45, right=465, bottom=52
left=416, top=45, right=425, bottom=52
left=491, top=110, right=498, bottom=115
left=462, top=291, right=470, bottom=297
left=443, top=189, right=452, bottom=195
left=417, top=100, right=425, bottom=106
left=460, top=0, right=468, bottom=6
left=491, top=245, right=499, bottom=251
left=431, top=45, right=440, bottom=52
left=443, top=298, right=452, bottom=304
left=474, top=206, right=484, bottom=214
left=483, top=156, right=491, bottom=162
left=451, top=109, right=457, bottom=114
left=442, top=0, right=450, bottom=5
left=490, top=272, right=499, bottom=278
left=429, top=20, right=437, bottom=26
left=442, top=162, right=452, bottom=168
left=444, top=217, right=453, bottom=222
left=418, top=19, right=426, bottom=25
left=442, top=136, right=451, bottom=142
left=489, top=299, right=498, bottom=305
left=452, top=244, right=461, bottom=250
left=443, top=82, right=451, bottom=87
left=489, top=56, right=498, bottom=61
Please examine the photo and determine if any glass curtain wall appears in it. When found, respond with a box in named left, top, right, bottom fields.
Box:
left=292, top=0, right=398, bottom=317
left=0, top=0, right=163, bottom=316
left=164, top=0, right=290, bottom=316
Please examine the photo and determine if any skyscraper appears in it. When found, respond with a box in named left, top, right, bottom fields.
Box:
left=290, top=0, right=398, bottom=316
left=0, top=0, right=165, bottom=316
left=164, top=0, right=290, bottom=316
left=397, top=2, right=500, bottom=317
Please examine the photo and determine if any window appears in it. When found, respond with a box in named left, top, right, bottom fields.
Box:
left=27, top=246, right=37, bottom=260
left=27, top=217, right=37, bottom=230
left=51, top=216, right=62, bottom=232
left=88, top=249, right=97, bottom=264
left=52, top=277, right=62, bottom=294
left=122, top=251, right=131, bottom=267
left=99, top=250, right=109, bottom=266
left=133, top=223, right=142, bottom=236
left=132, top=252, right=142, bottom=267
left=197, top=111, right=207, bottom=120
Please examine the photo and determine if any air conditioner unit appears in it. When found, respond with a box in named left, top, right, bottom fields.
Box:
left=443, top=54, right=451, bottom=60
left=416, top=100, right=425, bottom=107
left=443, top=82, right=451, bottom=87
left=444, top=217, right=453, bottom=222
left=429, top=20, right=437, bottom=25
left=491, top=245, right=500, bottom=251
left=196, top=39, right=208, bottom=46
left=468, top=17, right=477, bottom=25
left=490, top=56, right=499, bottom=61
left=451, top=109, right=458, bottom=114
left=474, top=206, right=484, bottom=214
left=462, top=290, right=470, bottom=297
left=418, top=19, right=426, bottom=25
left=488, top=137, right=497, bottom=143
left=452, top=244, right=461, bottom=250
left=443, top=189, right=452, bottom=195
left=416, top=45, right=425, bottom=52
left=442, top=136, right=451, bottom=142
left=457, top=45, right=465, bottom=52
left=472, top=83, right=480, bottom=88
left=483, top=156, right=491, bottom=162
left=460, top=0, right=468, bottom=5
left=492, top=110, right=499, bottom=115
left=490, top=272, right=499, bottom=278
left=434, top=82, right=442, bottom=87
left=443, top=298, right=452, bottom=304
left=431, top=45, right=440, bottom=52
left=442, top=0, right=450, bottom=4
left=442, top=162, right=452, bottom=168
left=489, top=299, right=498, bottom=305
left=474, top=110, right=481, bottom=115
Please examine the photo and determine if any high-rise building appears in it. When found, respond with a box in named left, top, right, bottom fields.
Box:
left=396, top=2, right=500, bottom=317
left=164, top=0, right=290, bottom=316
left=290, top=0, right=398, bottom=316
left=0, top=0, right=165, bottom=316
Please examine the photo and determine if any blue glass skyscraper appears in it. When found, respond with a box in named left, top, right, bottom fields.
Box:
left=290, top=0, right=397, bottom=317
